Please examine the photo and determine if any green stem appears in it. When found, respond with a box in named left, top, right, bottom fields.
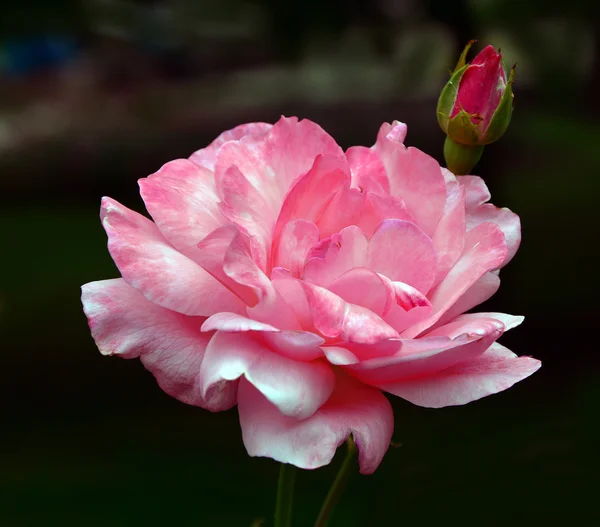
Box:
left=444, top=136, right=484, bottom=175
left=313, top=438, right=357, bottom=527
left=274, top=463, right=297, bottom=527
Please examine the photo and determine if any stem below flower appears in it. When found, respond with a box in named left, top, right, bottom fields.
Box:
left=313, top=437, right=357, bottom=527
left=274, top=463, right=297, bottom=527
left=444, top=136, right=484, bottom=175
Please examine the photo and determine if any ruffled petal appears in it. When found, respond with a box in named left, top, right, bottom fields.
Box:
left=302, top=282, right=399, bottom=345
left=431, top=184, right=466, bottom=287
left=238, top=373, right=394, bottom=474
left=196, top=225, right=274, bottom=307
left=345, top=145, right=390, bottom=194
left=457, top=175, right=521, bottom=267
left=378, top=343, right=541, bottom=408
left=81, top=278, right=236, bottom=411
left=402, top=222, right=507, bottom=338
left=272, top=219, right=320, bottom=277
left=138, top=159, right=224, bottom=263
left=348, top=315, right=504, bottom=386
left=367, top=219, right=437, bottom=294
left=189, top=122, right=272, bottom=170
left=200, top=331, right=334, bottom=419
left=201, top=312, right=325, bottom=361
left=375, top=122, right=446, bottom=236
left=101, top=197, right=242, bottom=316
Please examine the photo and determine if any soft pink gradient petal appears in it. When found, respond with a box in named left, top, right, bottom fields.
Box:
left=348, top=315, right=504, bottom=386
left=189, top=122, right=272, bottom=170
left=238, top=373, right=394, bottom=474
left=81, top=279, right=236, bottom=411
left=264, top=116, right=345, bottom=198
left=200, top=331, right=334, bottom=419
left=196, top=225, right=272, bottom=307
left=378, top=277, right=433, bottom=334
left=317, top=187, right=413, bottom=239
left=434, top=271, right=501, bottom=328
left=216, top=165, right=275, bottom=270
left=367, top=219, right=437, bottom=293
left=457, top=175, right=521, bottom=266
left=273, top=219, right=320, bottom=277
left=403, top=222, right=507, bottom=337
left=138, top=159, right=224, bottom=263
left=378, top=343, right=540, bottom=408
left=101, top=197, right=242, bottom=316
left=302, top=282, right=399, bottom=345
left=431, top=185, right=466, bottom=287
left=272, top=154, right=349, bottom=258
left=345, top=145, right=390, bottom=194
left=375, top=123, right=446, bottom=236
left=304, top=226, right=369, bottom=287
left=328, top=267, right=392, bottom=316
left=201, top=312, right=325, bottom=361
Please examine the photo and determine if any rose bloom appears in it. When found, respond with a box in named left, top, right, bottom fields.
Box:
left=81, top=117, right=540, bottom=474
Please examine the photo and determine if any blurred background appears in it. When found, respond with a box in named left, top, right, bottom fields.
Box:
left=1, top=0, right=599, bottom=525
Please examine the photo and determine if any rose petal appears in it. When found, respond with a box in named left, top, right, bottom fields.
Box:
left=238, top=372, right=394, bottom=474
left=375, top=124, right=446, bottom=236
left=431, top=184, right=466, bottom=287
left=273, top=219, right=320, bottom=277
left=189, top=122, right=272, bottom=170
left=345, top=145, right=390, bottom=194
left=378, top=343, right=541, bottom=408
left=200, top=331, right=334, bottom=419
left=302, top=281, right=399, bottom=345
left=367, top=219, right=438, bottom=294
left=81, top=278, right=236, bottom=411
left=101, top=197, right=242, bottom=316
left=138, top=159, right=224, bottom=263
left=348, top=315, right=504, bottom=385
left=402, top=222, right=507, bottom=338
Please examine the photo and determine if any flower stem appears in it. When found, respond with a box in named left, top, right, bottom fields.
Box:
left=313, top=437, right=357, bottom=527
left=444, top=136, right=484, bottom=175
left=274, top=463, right=297, bottom=527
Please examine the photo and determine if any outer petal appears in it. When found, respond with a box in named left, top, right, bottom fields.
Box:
left=189, top=122, right=272, bottom=170
left=375, top=122, right=446, bottom=236
left=101, top=197, right=242, bottom=316
left=457, top=175, right=521, bottom=267
left=138, top=159, right=224, bottom=263
left=379, top=343, right=541, bottom=408
left=238, top=373, right=394, bottom=474
left=402, top=222, right=507, bottom=338
left=200, top=331, right=334, bottom=419
left=348, top=316, right=504, bottom=385
left=434, top=271, right=500, bottom=328
left=81, top=278, right=236, bottom=411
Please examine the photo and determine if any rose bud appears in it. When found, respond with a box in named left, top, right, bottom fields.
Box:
left=438, top=42, right=515, bottom=175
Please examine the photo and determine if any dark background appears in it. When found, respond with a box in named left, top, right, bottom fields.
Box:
left=1, top=1, right=599, bottom=525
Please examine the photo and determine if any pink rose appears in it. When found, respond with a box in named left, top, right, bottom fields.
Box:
left=81, top=117, right=540, bottom=474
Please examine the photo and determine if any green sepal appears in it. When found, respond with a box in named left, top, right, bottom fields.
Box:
left=446, top=109, right=482, bottom=146
left=453, top=39, right=476, bottom=73
left=437, top=64, right=469, bottom=134
left=481, top=64, right=515, bottom=145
